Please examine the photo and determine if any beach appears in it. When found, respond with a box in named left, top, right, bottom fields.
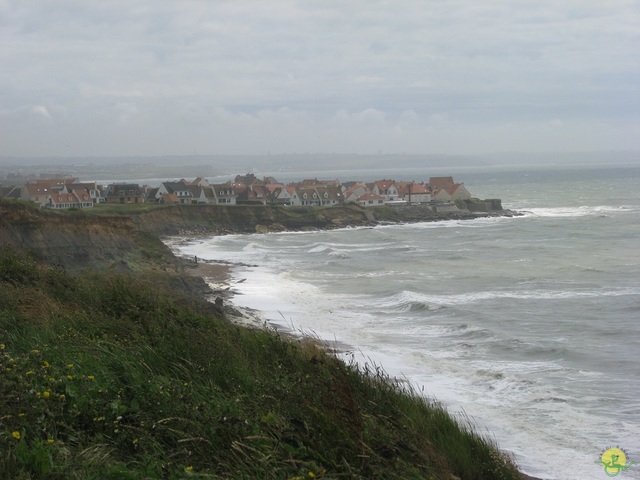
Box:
left=180, top=251, right=546, bottom=480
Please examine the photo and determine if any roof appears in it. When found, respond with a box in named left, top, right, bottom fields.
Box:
left=146, top=187, right=159, bottom=199
left=66, top=182, right=97, bottom=190
left=373, top=179, right=397, bottom=195
left=48, top=192, right=79, bottom=204
left=162, top=181, right=189, bottom=193
left=429, top=176, right=455, bottom=189
left=357, top=193, right=385, bottom=201
left=396, top=182, right=429, bottom=195
left=71, top=189, right=92, bottom=202
left=0, top=186, right=21, bottom=198
left=25, top=184, right=55, bottom=195
left=107, top=184, right=144, bottom=196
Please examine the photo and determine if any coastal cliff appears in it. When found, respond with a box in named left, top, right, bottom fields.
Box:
left=0, top=200, right=176, bottom=273
left=0, top=199, right=515, bottom=272
left=0, top=198, right=535, bottom=479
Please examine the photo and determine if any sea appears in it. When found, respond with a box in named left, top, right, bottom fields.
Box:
left=171, top=162, right=640, bottom=480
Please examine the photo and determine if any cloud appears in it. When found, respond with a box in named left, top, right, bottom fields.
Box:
left=1, top=0, right=639, bottom=156
left=31, top=105, right=52, bottom=119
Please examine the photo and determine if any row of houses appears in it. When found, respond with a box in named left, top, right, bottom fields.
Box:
left=0, top=178, right=104, bottom=209
left=0, top=175, right=472, bottom=209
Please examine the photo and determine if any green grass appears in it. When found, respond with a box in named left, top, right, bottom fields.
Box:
left=0, top=249, right=522, bottom=479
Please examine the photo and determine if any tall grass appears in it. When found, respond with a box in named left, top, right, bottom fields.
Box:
left=0, top=248, right=522, bottom=479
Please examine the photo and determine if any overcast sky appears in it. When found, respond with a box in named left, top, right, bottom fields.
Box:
left=2, top=0, right=639, bottom=157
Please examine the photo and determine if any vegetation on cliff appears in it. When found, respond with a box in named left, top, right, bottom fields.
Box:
left=0, top=249, right=523, bottom=479
left=0, top=200, right=525, bottom=478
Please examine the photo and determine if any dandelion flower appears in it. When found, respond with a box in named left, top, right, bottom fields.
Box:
left=43, top=391, right=50, bottom=399
left=12, top=431, right=21, bottom=440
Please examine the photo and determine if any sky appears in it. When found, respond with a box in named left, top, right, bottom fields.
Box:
left=2, top=0, right=639, bottom=157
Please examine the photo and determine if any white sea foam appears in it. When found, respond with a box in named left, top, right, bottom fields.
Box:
left=524, top=204, right=635, bottom=218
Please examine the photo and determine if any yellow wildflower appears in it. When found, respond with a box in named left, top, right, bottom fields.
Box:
left=12, top=431, right=21, bottom=440
left=26, top=371, right=34, bottom=376
left=5, top=367, right=11, bottom=372
left=18, top=413, right=25, bottom=417
left=308, top=473, right=316, bottom=478
left=185, top=466, right=193, bottom=472
left=67, top=375, right=74, bottom=380
left=31, top=349, right=39, bottom=354
left=43, top=391, right=50, bottom=399
left=0, top=343, right=5, bottom=349
left=43, top=361, right=50, bottom=368
left=47, top=439, right=54, bottom=444
left=66, top=364, right=74, bottom=368
left=59, top=394, right=65, bottom=400
left=87, top=375, right=95, bottom=381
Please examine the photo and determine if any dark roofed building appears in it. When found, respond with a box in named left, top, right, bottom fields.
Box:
left=105, top=184, right=146, bottom=204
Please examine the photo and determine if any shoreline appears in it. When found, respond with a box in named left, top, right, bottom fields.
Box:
left=180, top=253, right=546, bottom=480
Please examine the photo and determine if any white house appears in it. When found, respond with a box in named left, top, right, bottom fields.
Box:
left=343, top=184, right=368, bottom=204
left=372, top=180, right=399, bottom=201
left=357, top=193, right=386, bottom=207
left=211, top=183, right=237, bottom=205
left=157, top=181, right=192, bottom=204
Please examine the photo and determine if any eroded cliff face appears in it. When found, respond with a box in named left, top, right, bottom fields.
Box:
left=0, top=202, right=375, bottom=273
left=1, top=200, right=512, bottom=273
left=0, top=201, right=176, bottom=273
left=130, top=204, right=376, bottom=236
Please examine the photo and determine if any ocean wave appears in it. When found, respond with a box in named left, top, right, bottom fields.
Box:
left=525, top=205, right=634, bottom=218
left=418, top=287, right=637, bottom=306
left=328, top=250, right=350, bottom=259
left=374, top=290, right=446, bottom=312
left=450, top=323, right=495, bottom=340
left=307, top=241, right=396, bottom=256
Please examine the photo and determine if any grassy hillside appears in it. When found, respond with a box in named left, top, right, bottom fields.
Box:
left=0, top=249, right=523, bottom=479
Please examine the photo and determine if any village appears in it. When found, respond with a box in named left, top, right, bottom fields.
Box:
left=0, top=173, right=474, bottom=210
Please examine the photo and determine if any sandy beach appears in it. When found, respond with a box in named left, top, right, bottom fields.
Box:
left=183, top=258, right=272, bottom=330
